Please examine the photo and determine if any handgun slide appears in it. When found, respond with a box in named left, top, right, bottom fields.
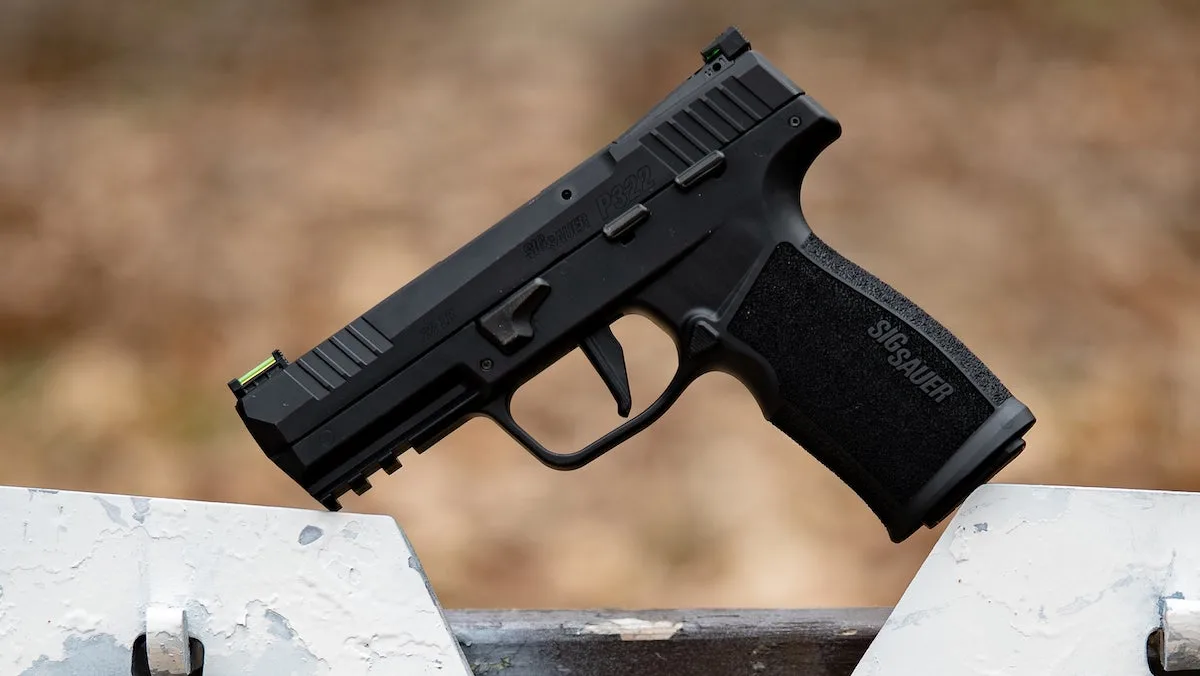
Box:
left=230, top=28, right=1034, bottom=543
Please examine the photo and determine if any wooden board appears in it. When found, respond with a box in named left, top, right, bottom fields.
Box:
left=447, top=608, right=889, bottom=675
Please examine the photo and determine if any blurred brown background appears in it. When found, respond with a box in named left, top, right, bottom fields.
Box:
left=1, top=0, right=1198, bottom=609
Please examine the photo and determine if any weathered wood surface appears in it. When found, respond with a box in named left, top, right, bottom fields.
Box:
left=446, top=608, right=889, bottom=675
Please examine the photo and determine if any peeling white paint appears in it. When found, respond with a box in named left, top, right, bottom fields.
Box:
left=0, top=486, right=472, bottom=675
left=853, top=484, right=1200, bottom=676
left=580, top=618, right=684, bottom=641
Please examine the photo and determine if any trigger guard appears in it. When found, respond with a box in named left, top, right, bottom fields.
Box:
left=485, top=355, right=702, bottom=470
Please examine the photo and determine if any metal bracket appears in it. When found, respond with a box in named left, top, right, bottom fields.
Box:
left=1161, top=598, right=1200, bottom=671
left=0, top=486, right=472, bottom=675
left=144, top=606, right=193, bottom=675
left=853, top=484, right=1200, bottom=675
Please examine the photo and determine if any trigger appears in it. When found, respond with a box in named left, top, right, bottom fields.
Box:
left=581, top=326, right=632, bottom=418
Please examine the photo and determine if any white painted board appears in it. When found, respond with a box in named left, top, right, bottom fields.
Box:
left=0, top=485, right=471, bottom=675
left=853, top=483, right=1197, bottom=676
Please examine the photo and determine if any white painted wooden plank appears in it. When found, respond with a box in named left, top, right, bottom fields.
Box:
left=854, top=483, right=1195, bottom=676
left=0, top=486, right=471, bottom=675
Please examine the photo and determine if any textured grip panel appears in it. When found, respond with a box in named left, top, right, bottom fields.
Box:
left=727, top=238, right=1003, bottom=526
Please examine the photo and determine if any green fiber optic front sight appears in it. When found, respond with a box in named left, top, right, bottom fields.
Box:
left=228, top=349, right=287, bottom=396
left=701, top=26, right=750, bottom=63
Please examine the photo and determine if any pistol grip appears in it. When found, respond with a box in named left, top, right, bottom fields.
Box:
left=724, top=235, right=1034, bottom=542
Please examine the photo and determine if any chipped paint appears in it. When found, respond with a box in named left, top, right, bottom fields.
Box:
left=18, top=634, right=129, bottom=675
left=0, top=486, right=472, bottom=674
left=131, top=497, right=150, bottom=524
left=94, top=497, right=128, bottom=528
left=298, top=525, right=323, bottom=545
left=579, top=618, right=684, bottom=641
left=853, top=484, right=1200, bottom=676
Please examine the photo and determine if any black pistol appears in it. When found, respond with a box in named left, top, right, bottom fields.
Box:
left=229, top=27, right=1035, bottom=543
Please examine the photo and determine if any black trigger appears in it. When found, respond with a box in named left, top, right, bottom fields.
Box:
left=581, top=326, right=632, bottom=418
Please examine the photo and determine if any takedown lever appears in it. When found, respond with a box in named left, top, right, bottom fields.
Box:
left=580, top=326, right=632, bottom=417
